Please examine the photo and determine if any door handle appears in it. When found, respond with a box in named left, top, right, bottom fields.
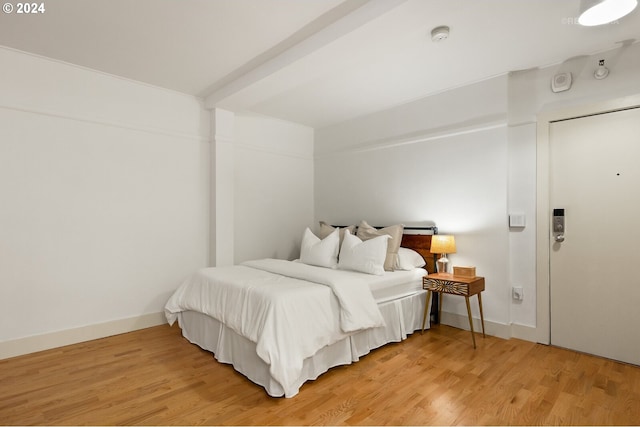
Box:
left=555, top=234, right=565, bottom=242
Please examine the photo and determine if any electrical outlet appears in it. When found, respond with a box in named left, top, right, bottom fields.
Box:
left=512, top=286, right=524, bottom=301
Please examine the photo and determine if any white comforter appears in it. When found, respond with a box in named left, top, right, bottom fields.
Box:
left=164, top=259, right=385, bottom=397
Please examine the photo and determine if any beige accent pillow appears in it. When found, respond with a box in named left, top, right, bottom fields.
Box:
left=318, top=221, right=356, bottom=247
left=356, top=220, right=404, bottom=271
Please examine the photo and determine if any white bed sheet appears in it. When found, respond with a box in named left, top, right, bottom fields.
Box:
left=366, top=268, right=427, bottom=303
left=177, top=289, right=428, bottom=397
left=292, top=260, right=426, bottom=302
left=167, top=263, right=427, bottom=397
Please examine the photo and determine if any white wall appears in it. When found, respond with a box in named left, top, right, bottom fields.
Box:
left=3, top=36, right=636, bottom=358
left=315, top=76, right=513, bottom=335
left=508, top=41, right=640, bottom=337
left=315, top=42, right=640, bottom=341
left=0, top=47, right=209, bottom=356
left=234, top=114, right=315, bottom=263
left=506, top=123, right=537, bottom=329
left=509, top=42, right=640, bottom=125
left=217, top=41, right=640, bottom=343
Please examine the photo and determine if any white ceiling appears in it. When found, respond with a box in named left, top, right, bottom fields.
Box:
left=1, top=0, right=639, bottom=128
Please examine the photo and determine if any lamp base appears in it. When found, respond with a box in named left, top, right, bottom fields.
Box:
left=437, top=258, right=449, bottom=273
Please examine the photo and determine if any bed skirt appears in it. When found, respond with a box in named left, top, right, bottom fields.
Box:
left=176, top=289, right=428, bottom=397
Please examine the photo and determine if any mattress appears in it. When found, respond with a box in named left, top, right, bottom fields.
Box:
left=289, top=259, right=426, bottom=303
left=367, top=268, right=427, bottom=303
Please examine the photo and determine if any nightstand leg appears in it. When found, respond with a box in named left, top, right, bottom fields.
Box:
left=421, top=290, right=432, bottom=333
left=477, top=292, right=486, bottom=338
left=465, top=296, right=477, bottom=349
left=438, top=293, right=442, bottom=324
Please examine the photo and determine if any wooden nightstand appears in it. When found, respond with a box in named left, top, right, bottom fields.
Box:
left=421, top=273, right=486, bottom=348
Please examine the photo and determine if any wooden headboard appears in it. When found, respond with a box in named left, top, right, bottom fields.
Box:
left=401, top=234, right=437, bottom=274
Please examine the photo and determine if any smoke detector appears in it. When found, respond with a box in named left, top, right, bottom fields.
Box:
left=431, top=26, right=450, bottom=42
left=594, top=59, right=610, bottom=79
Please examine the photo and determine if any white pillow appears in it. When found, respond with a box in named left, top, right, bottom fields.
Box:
left=338, top=230, right=390, bottom=275
left=300, top=227, right=339, bottom=268
left=356, top=221, right=404, bottom=271
left=397, top=247, right=426, bottom=270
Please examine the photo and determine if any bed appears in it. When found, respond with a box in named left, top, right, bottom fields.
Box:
left=165, top=223, right=437, bottom=397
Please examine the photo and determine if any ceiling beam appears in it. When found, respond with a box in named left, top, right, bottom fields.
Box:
left=203, top=0, right=407, bottom=109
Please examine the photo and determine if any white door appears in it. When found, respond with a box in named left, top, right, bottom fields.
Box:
left=549, top=106, right=640, bottom=366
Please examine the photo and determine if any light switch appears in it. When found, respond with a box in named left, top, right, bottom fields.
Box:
left=509, top=213, right=526, bottom=228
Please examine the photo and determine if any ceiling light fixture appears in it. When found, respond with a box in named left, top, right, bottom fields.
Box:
left=430, top=26, right=450, bottom=42
left=578, top=0, right=638, bottom=26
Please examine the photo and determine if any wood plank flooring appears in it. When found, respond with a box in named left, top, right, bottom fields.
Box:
left=1, top=323, right=639, bottom=425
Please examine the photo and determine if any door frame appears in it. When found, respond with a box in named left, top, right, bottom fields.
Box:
left=535, top=94, right=640, bottom=344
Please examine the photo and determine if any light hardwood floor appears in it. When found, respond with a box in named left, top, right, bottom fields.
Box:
left=1, top=323, right=639, bottom=425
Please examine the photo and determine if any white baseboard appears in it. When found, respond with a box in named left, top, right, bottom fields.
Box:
left=1, top=311, right=540, bottom=361
left=0, top=312, right=166, bottom=360
left=509, top=322, right=539, bottom=342
left=439, top=312, right=537, bottom=342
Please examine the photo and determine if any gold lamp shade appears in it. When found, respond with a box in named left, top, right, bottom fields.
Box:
left=431, top=235, right=456, bottom=254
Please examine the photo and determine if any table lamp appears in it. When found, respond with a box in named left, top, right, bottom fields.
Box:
left=431, top=235, right=456, bottom=273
